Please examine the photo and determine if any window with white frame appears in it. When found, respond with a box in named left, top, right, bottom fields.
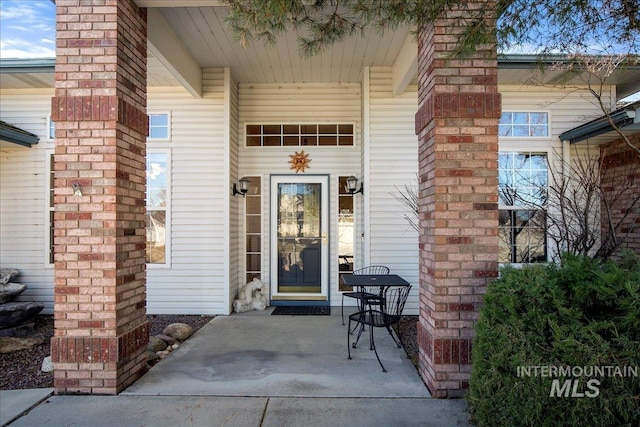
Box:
left=499, top=112, right=549, bottom=137
left=47, top=115, right=55, bottom=140
left=148, top=113, right=170, bottom=140
left=47, top=153, right=55, bottom=265
left=498, top=152, right=548, bottom=263
left=245, top=124, right=354, bottom=147
left=146, top=152, right=169, bottom=264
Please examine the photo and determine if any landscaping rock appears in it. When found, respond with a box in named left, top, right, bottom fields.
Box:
left=163, top=323, right=193, bottom=341
left=155, top=334, right=177, bottom=346
left=0, top=337, right=44, bottom=353
left=147, top=336, right=168, bottom=352
left=41, top=355, right=54, bottom=372
left=0, top=322, right=36, bottom=338
left=0, top=269, right=19, bottom=285
left=146, top=350, right=159, bottom=364
left=0, top=302, right=44, bottom=330
left=0, top=283, right=27, bottom=304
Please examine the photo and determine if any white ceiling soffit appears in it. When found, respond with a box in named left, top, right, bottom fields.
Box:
left=392, top=32, right=417, bottom=96
left=136, top=2, right=411, bottom=87
left=498, top=56, right=640, bottom=99
left=147, top=8, right=203, bottom=97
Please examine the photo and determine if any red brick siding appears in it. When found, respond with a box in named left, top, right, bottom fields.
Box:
left=600, top=133, right=640, bottom=257
left=51, top=0, right=148, bottom=395
left=415, top=1, right=499, bottom=398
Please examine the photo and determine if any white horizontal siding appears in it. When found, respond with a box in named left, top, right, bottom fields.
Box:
left=367, top=67, right=420, bottom=314
left=238, top=83, right=362, bottom=306
left=229, top=72, right=241, bottom=308
left=1, top=74, right=614, bottom=319
left=499, top=84, right=611, bottom=151
left=146, top=68, right=229, bottom=314
left=0, top=89, right=55, bottom=312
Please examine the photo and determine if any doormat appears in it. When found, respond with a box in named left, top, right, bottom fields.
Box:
left=271, top=306, right=331, bottom=316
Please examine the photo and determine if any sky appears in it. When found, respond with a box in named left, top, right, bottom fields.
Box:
left=0, top=0, right=56, bottom=59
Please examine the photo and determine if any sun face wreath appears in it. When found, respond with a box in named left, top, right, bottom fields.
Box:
left=288, top=150, right=311, bottom=173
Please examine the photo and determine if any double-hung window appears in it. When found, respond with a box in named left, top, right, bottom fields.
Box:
left=498, top=110, right=550, bottom=263
left=498, top=152, right=548, bottom=263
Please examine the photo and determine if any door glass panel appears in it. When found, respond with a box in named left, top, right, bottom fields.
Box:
left=245, top=176, right=262, bottom=283
left=277, top=183, right=322, bottom=293
left=338, top=176, right=354, bottom=290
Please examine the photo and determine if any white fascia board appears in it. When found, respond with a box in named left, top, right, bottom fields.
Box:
left=147, top=8, right=203, bottom=98
left=392, top=32, right=417, bottom=96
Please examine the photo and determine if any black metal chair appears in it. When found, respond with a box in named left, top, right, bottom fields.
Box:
left=341, top=265, right=390, bottom=325
left=347, top=284, right=411, bottom=372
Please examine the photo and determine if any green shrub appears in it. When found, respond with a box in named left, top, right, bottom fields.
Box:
left=467, top=254, right=640, bottom=427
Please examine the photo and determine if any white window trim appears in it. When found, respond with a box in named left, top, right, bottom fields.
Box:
left=242, top=175, right=263, bottom=284
left=147, top=148, right=172, bottom=268
left=46, top=114, right=55, bottom=143
left=147, top=111, right=172, bottom=142
left=497, top=149, right=554, bottom=265
left=499, top=111, right=552, bottom=140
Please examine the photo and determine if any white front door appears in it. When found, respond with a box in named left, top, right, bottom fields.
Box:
left=270, top=175, right=329, bottom=303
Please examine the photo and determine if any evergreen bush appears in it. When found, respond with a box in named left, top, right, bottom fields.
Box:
left=468, top=254, right=640, bottom=426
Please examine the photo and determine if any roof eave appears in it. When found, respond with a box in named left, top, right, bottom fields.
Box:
left=0, top=58, right=56, bottom=73
left=0, top=123, right=40, bottom=148
left=560, top=103, right=640, bottom=144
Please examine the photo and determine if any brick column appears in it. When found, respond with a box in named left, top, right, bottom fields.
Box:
left=50, top=0, right=149, bottom=394
left=415, top=2, right=500, bottom=398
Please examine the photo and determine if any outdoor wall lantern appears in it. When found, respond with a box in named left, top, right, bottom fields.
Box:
left=232, top=176, right=251, bottom=197
left=71, top=182, right=83, bottom=197
left=346, top=175, right=364, bottom=195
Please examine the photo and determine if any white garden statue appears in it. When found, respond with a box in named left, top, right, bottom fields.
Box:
left=233, top=278, right=268, bottom=313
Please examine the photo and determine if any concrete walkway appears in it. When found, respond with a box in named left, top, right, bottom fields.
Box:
left=1, top=309, right=471, bottom=426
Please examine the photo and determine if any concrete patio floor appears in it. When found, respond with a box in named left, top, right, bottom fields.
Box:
left=123, top=307, right=431, bottom=398
left=2, top=308, right=472, bottom=426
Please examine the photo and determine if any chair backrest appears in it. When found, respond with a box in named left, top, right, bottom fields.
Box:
left=353, top=265, right=390, bottom=275
left=380, top=285, right=411, bottom=324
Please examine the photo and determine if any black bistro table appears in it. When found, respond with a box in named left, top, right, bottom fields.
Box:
left=341, top=274, right=410, bottom=293
left=341, top=274, right=410, bottom=324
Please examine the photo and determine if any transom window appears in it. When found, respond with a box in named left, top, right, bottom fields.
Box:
left=498, top=152, right=548, bottom=263
left=499, top=112, right=549, bottom=137
left=149, top=113, right=170, bottom=140
left=246, top=124, right=354, bottom=147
